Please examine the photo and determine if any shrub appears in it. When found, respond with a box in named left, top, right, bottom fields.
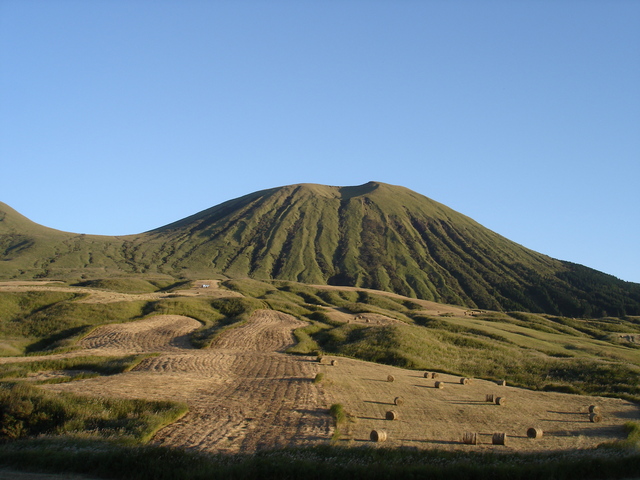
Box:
left=0, top=383, right=187, bottom=442
left=329, top=403, right=346, bottom=424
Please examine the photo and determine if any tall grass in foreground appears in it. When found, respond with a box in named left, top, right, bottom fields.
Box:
left=0, top=438, right=639, bottom=480
left=0, top=383, right=187, bottom=442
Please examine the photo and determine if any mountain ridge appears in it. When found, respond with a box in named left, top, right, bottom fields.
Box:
left=2, top=182, right=639, bottom=317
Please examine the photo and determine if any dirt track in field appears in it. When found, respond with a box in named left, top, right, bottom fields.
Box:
left=1, top=281, right=638, bottom=453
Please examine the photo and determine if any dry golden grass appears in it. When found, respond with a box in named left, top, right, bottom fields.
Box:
left=0, top=280, right=638, bottom=454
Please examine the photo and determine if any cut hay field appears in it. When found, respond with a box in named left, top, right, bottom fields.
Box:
left=321, top=355, right=637, bottom=451
left=42, top=310, right=331, bottom=453
left=0, top=279, right=639, bottom=479
left=1, top=280, right=638, bottom=452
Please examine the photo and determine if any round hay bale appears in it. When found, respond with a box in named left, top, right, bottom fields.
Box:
left=460, top=378, right=470, bottom=385
left=485, top=394, right=495, bottom=403
left=423, top=372, right=431, bottom=378
left=316, top=356, right=323, bottom=364
left=527, top=427, right=543, bottom=439
left=331, top=359, right=338, bottom=366
left=588, top=405, right=600, bottom=414
left=462, top=432, right=478, bottom=445
left=370, top=429, right=387, bottom=442
left=498, top=380, right=507, bottom=386
left=431, top=372, right=439, bottom=379
left=387, top=374, right=395, bottom=382
left=589, top=413, right=602, bottom=423
left=435, top=381, right=444, bottom=389
left=492, top=432, right=507, bottom=445
left=385, top=410, right=399, bottom=421
left=394, top=396, right=404, bottom=406
left=495, top=396, right=506, bottom=406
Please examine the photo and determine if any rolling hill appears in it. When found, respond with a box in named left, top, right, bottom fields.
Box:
left=2, top=181, right=640, bottom=317
left=0, top=278, right=638, bottom=478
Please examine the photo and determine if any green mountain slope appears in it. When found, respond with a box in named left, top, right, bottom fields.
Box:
left=0, top=201, right=132, bottom=279
left=2, top=183, right=640, bottom=317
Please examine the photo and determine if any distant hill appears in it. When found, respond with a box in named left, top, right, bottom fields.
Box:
left=2, top=182, right=640, bottom=317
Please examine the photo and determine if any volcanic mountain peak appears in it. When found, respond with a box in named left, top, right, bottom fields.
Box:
left=1, top=183, right=639, bottom=317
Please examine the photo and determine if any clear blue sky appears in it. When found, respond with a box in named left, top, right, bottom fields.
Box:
left=1, top=1, right=639, bottom=283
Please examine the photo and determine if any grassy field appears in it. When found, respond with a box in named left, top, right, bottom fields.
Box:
left=0, top=277, right=639, bottom=478
left=71, top=278, right=191, bottom=294
left=0, top=289, right=269, bottom=355
left=307, top=316, right=640, bottom=401
left=230, top=280, right=640, bottom=402
left=1, top=278, right=638, bottom=401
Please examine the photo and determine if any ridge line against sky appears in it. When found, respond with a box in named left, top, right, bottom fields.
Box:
left=1, top=1, right=639, bottom=283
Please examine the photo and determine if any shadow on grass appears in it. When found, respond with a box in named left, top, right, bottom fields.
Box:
left=1, top=437, right=640, bottom=480
left=363, top=400, right=394, bottom=406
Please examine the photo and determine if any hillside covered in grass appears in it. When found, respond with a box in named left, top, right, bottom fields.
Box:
left=0, top=278, right=639, bottom=479
left=2, top=278, right=639, bottom=403
left=2, top=182, right=640, bottom=317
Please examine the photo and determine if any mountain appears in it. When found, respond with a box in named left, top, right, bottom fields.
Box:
left=2, top=182, right=640, bottom=317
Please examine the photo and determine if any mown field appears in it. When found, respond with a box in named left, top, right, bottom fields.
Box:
left=0, top=277, right=639, bottom=479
